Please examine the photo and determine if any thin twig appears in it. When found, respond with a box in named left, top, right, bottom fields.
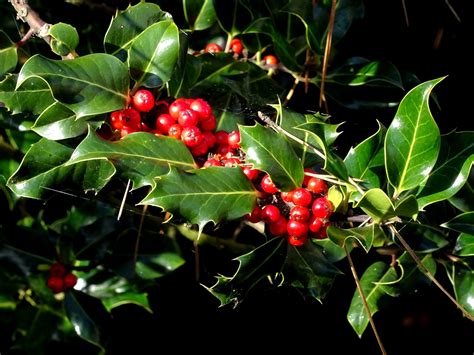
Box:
left=445, top=0, right=461, bottom=22
left=117, top=179, right=131, bottom=221
left=389, top=225, right=474, bottom=321
left=401, top=0, right=409, bottom=27
left=133, top=204, right=148, bottom=272
left=319, top=0, right=337, bottom=110
left=345, top=244, right=387, bottom=355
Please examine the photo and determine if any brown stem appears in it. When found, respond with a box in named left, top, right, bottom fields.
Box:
left=319, top=0, right=337, bottom=111
left=345, top=245, right=387, bottom=355
left=9, top=0, right=52, bottom=45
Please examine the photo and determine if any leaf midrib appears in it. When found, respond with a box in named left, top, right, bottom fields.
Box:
left=69, top=152, right=195, bottom=167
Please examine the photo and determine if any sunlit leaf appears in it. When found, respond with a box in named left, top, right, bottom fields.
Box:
left=183, top=0, right=217, bottom=31
left=49, top=23, right=79, bottom=56
left=453, top=233, right=474, bottom=257
left=441, top=212, right=474, bottom=235
left=450, top=263, right=474, bottom=317
left=0, top=30, right=17, bottom=77
left=327, top=224, right=383, bottom=252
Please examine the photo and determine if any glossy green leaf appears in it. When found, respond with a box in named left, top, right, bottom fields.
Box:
left=394, top=195, right=419, bottom=219
left=441, top=212, right=474, bottom=235
left=453, top=233, right=474, bottom=257
left=0, top=75, right=55, bottom=115
left=135, top=252, right=186, bottom=279
left=104, top=2, right=172, bottom=60
left=128, top=20, right=179, bottom=88
left=239, top=122, right=304, bottom=191
left=168, top=36, right=201, bottom=97
left=64, top=290, right=111, bottom=349
left=281, top=0, right=320, bottom=51
left=32, top=102, right=91, bottom=140
left=7, top=138, right=115, bottom=199
left=385, top=78, right=444, bottom=196
left=401, top=223, right=448, bottom=253
left=327, top=58, right=403, bottom=89
left=183, top=0, right=217, bottom=31
left=215, top=94, right=245, bottom=132
left=244, top=17, right=302, bottom=71
left=347, top=261, right=398, bottom=337
left=450, top=263, right=474, bottom=317
left=141, top=167, right=257, bottom=229
left=344, top=121, right=386, bottom=197
left=214, top=0, right=252, bottom=36
left=49, top=23, right=79, bottom=56
left=312, top=238, right=347, bottom=263
left=397, top=252, right=436, bottom=293
left=448, top=172, right=474, bottom=212
left=0, top=30, right=17, bottom=77
left=207, top=237, right=287, bottom=306
left=284, top=241, right=341, bottom=301
left=296, top=122, right=349, bottom=180
left=68, top=129, right=196, bottom=190
left=17, top=54, right=129, bottom=118
left=327, top=224, right=383, bottom=252
left=417, top=131, right=474, bottom=209
left=354, top=188, right=396, bottom=223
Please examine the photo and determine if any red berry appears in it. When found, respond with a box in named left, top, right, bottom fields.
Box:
left=178, top=109, right=199, bottom=127
left=110, top=110, right=124, bottom=130
left=242, top=167, right=259, bottom=181
left=199, top=115, right=217, bottom=131
left=307, top=177, right=328, bottom=195
left=292, top=188, right=313, bottom=207
left=190, top=140, right=209, bottom=156
left=169, top=99, right=189, bottom=120
left=227, top=130, right=241, bottom=149
left=280, top=191, right=294, bottom=202
left=167, top=124, right=183, bottom=139
left=205, top=43, right=223, bottom=53
left=204, top=158, right=222, bottom=167
left=132, top=89, right=155, bottom=112
left=181, top=126, right=203, bottom=147
left=268, top=216, right=287, bottom=236
left=223, top=157, right=241, bottom=167
left=309, top=215, right=324, bottom=233
left=215, top=144, right=232, bottom=155
left=47, top=276, right=65, bottom=294
left=263, top=55, right=278, bottom=66
left=156, top=113, right=175, bottom=133
left=190, top=98, right=212, bottom=120
left=230, top=38, right=243, bottom=55
left=286, top=220, right=308, bottom=237
left=120, top=125, right=140, bottom=137
left=311, top=197, right=333, bottom=219
left=120, top=108, right=141, bottom=128
left=261, top=174, right=279, bottom=194
left=49, top=262, right=67, bottom=277
left=289, top=205, right=310, bottom=222
left=303, top=168, right=316, bottom=186
left=202, top=131, right=217, bottom=148
left=288, top=234, right=308, bottom=247
left=261, top=204, right=281, bottom=223
left=246, top=205, right=262, bottom=223
left=214, top=131, right=229, bottom=146
left=63, top=273, right=78, bottom=289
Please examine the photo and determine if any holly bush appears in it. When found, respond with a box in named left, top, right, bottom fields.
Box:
left=0, top=0, right=472, bottom=353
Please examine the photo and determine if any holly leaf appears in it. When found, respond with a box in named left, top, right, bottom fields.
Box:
left=68, top=128, right=196, bottom=190
left=327, top=224, right=383, bottom=252
left=49, top=23, right=79, bottom=56
left=104, top=2, right=172, bottom=60
left=385, top=77, right=444, bottom=196
left=283, top=241, right=341, bottom=301
left=128, top=20, right=180, bottom=88
left=0, top=74, right=55, bottom=115
left=141, top=167, right=257, bottom=229
left=239, top=122, right=304, bottom=191
left=7, top=138, right=115, bottom=199
left=183, top=0, right=217, bottom=31
left=206, top=237, right=287, bottom=306
left=400, top=223, right=448, bottom=253
left=449, top=263, right=474, bottom=317
left=344, top=121, right=386, bottom=198
left=417, top=131, right=474, bottom=209
left=0, top=30, right=17, bottom=77
left=64, top=290, right=111, bottom=350
left=396, top=251, right=436, bottom=293
left=453, top=233, right=474, bottom=257
left=168, top=38, right=201, bottom=98
left=354, top=188, right=396, bottom=223
left=347, top=261, right=398, bottom=337
left=441, top=212, right=474, bottom=235
left=17, top=54, right=129, bottom=118
left=214, top=0, right=252, bottom=37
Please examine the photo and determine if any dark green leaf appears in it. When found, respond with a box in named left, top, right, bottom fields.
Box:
left=104, top=2, right=172, bottom=60
left=441, top=212, right=474, bottom=235
left=64, top=290, right=111, bottom=349
left=214, top=0, right=252, bottom=36
left=450, top=263, right=474, bottom=317
left=394, top=195, right=419, bottom=219
left=206, top=237, right=287, bottom=306
left=129, top=20, right=179, bottom=88
left=183, top=0, right=217, bottom=31
left=385, top=77, right=444, bottom=196
left=453, top=233, right=474, bottom=257
left=0, top=30, right=17, bottom=77
left=168, top=38, right=201, bottom=97
left=7, top=138, right=115, bottom=199
left=135, top=252, right=186, bottom=279
left=401, top=223, right=448, bottom=253
left=68, top=128, right=196, bottom=190
left=141, top=167, right=257, bottom=229
left=327, top=224, right=383, bottom=252
left=215, top=94, right=246, bottom=132
left=448, top=171, right=474, bottom=212
left=284, top=241, right=341, bottom=301
left=239, top=122, right=304, bottom=191
left=347, top=261, right=398, bottom=337
left=0, top=74, right=55, bottom=115
left=397, top=252, right=436, bottom=293
left=32, top=102, right=92, bottom=140
left=49, top=23, right=79, bottom=56
left=417, top=131, right=474, bottom=209
left=281, top=0, right=320, bottom=51
left=17, top=54, right=129, bottom=118
left=344, top=121, right=386, bottom=198
left=354, top=188, right=396, bottom=223
left=312, top=238, right=347, bottom=263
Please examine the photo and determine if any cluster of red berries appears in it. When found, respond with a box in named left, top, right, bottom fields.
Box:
left=46, top=262, right=78, bottom=294
left=246, top=169, right=333, bottom=246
